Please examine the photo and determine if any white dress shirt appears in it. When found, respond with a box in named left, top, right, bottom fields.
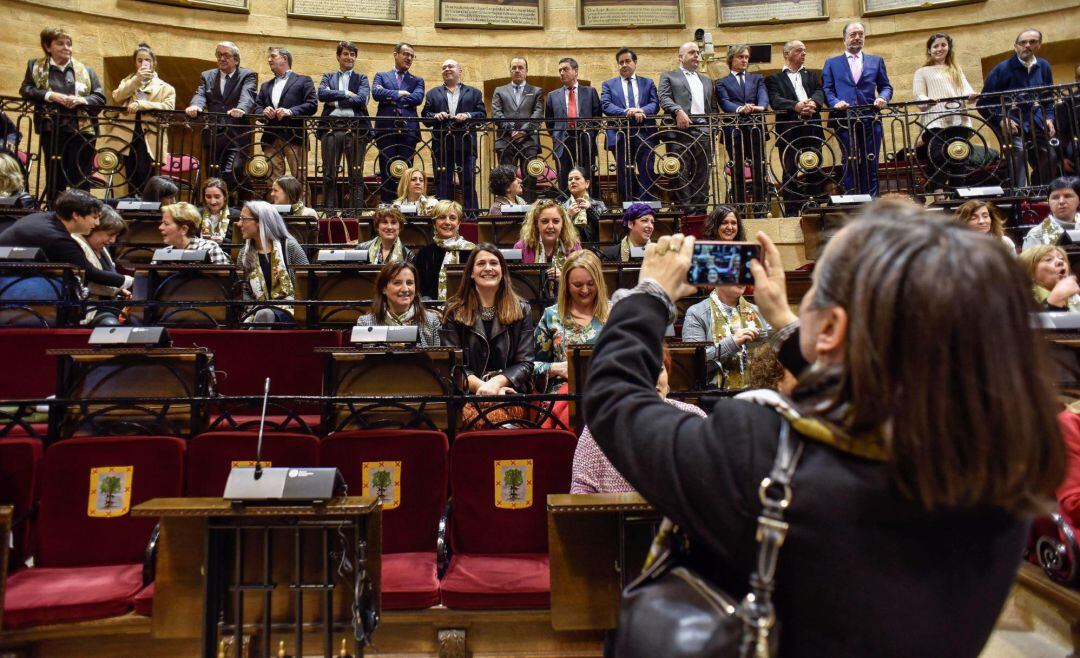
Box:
left=270, top=71, right=291, bottom=107
left=219, top=71, right=232, bottom=96
left=446, top=85, right=461, bottom=116
left=331, top=70, right=354, bottom=117
left=783, top=66, right=809, bottom=102
left=680, top=67, right=705, bottom=115
left=621, top=75, right=639, bottom=110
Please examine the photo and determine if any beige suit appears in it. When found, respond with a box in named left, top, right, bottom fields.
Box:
left=105, top=73, right=176, bottom=158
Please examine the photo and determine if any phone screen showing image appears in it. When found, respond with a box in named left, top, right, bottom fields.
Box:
left=687, top=241, right=760, bottom=286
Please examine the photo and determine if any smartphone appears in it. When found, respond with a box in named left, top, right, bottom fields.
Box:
left=687, top=240, right=759, bottom=286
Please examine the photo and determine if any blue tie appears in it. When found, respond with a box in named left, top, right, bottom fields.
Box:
left=625, top=78, right=634, bottom=108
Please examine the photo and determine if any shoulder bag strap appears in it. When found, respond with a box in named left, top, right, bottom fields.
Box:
left=739, top=418, right=803, bottom=658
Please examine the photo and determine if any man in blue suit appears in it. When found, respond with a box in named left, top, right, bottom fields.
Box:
left=317, top=41, right=370, bottom=208
left=254, top=46, right=318, bottom=181
left=822, top=22, right=893, bottom=196
left=601, top=47, right=659, bottom=203
left=372, top=43, right=425, bottom=202
left=546, top=57, right=602, bottom=196
left=716, top=44, right=770, bottom=214
left=422, top=59, right=487, bottom=212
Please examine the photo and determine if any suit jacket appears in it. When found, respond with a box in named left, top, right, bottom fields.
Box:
left=317, top=69, right=371, bottom=135
left=0, top=211, right=126, bottom=288
left=766, top=68, right=826, bottom=129
left=254, top=72, right=318, bottom=146
left=658, top=68, right=717, bottom=132
left=601, top=75, right=659, bottom=149
left=716, top=72, right=770, bottom=141
left=421, top=84, right=487, bottom=153
left=545, top=85, right=602, bottom=158
left=440, top=300, right=536, bottom=393
left=19, top=58, right=106, bottom=133
left=189, top=67, right=258, bottom=116
left=979, top=56, right=1055, bottom=126
left=491, top=82, right=544, bottom=151
left=822, top=53, right=893, bottom=114
left=371, top=69, right=425, bottom=138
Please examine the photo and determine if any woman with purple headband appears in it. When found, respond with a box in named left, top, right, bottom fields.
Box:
left=602, top=202, right=655, bottom=261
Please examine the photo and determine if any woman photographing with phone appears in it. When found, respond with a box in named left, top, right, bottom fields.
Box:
left=583, top=207, right=1062, bottom=656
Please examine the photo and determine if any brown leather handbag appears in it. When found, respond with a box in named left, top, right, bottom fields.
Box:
left=611, top=418, right=803, bottom=658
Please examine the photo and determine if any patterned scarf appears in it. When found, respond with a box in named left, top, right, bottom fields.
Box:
left=1038, top=217, right=1064, bottom=246
left=619, top=236, right=650, bottom=260
left=201, top=207, right=231, bottom=241
left=368, top=237, right=406, bottom=265
left=33, top=57, right=94, bottom=132
left=568, top=194, right=592, bottom=226
left=385, top=305, right=416, bottom=326
left=290, top=201, right=306, bottom=216
left=434, top=234, right=474, bottom=301
left=709, top=290, right=765, bottom=389
left=534, top=241, right=567, bottom=272
left=246, top=240, right=295, bottom=316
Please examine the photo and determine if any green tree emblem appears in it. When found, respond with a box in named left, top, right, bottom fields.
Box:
left=371, top=469, right=393, bottom=501
left=503, top=468, right=524, bottom=500
left=100, top=475, right=122, bottom=509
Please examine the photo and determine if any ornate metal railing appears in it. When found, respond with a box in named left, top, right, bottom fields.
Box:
left=2, top=82, right=1077, bottom=217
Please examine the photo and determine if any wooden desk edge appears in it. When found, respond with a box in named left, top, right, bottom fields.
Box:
left=133, top=496, right=380, bottom=517
left=547, top=493, right=653, bottom=513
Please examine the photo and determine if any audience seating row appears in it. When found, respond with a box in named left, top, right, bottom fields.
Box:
left=0, top=428, right=577, bottom=631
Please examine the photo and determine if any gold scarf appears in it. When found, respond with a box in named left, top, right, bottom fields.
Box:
left=1038, top=217, right=1064, bottom=246
left=534, top=241, right=567, bottom=272
left=569, top=194, right=591, bottom=226
left=434, top=235, right=474, bottom=301
left=202, top=207, right=231, bottom=241
left=709, top=291, right=765, bottom=389
left=33, top=57, right=94, bottom=132
left=368, top=237, right=406, bottom=265
left=246, top=240, right=295, bottom=316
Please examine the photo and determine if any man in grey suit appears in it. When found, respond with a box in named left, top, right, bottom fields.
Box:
left=185, top=41, right=258, bottom=189
left=491, top=56, right=544, bottom=202
left=658, top=42, right=718, bottom=214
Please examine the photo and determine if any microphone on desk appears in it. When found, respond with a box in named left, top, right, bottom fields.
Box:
left=253, top=377, right=270, bottom=481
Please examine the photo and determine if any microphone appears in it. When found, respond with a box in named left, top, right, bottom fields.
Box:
left=254, top=377, right=270, bottom=481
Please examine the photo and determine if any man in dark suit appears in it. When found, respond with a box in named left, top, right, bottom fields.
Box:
left=372, top=43, right=425, bottom=202
left=601, top=47, right=659, bottom=203
left=421, top=59, right=487, bottom=212
left=185, top=41, right=258, bottom=190
left=716, top=44, right=770, bottom=215
left=0, top=190, right=132, bottom=293
left=658, top=42, right=718, bottom=214
left=979, top=29, right=1058, bottom=187
left=491, top=57, right=544, bottom=202
left=766, top=40, right=827, bottom=216
left=545, top=57, right=602, bottom=196
left=19, top=27, right=105, bottom=200
left=822, top=22, right=893, bottom=196
left=254, top=47, right=317, bottom=181
left=317, top=41, right=370, bottom=208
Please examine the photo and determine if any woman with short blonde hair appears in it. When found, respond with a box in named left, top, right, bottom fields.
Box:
left=158, top=201, right=230, bottom=264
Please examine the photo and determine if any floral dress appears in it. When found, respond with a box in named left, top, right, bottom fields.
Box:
left=533, top=304, right=605, bottom=392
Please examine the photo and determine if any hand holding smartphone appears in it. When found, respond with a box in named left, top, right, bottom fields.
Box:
left=686, top=241, right=760, bottom=286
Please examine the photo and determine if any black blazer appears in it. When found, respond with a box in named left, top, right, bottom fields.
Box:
left=19, top=59, right=106, bottom=134
left=254, top=72, right=318, bottom=146
left=0, top=211, right=126, bottom=287
left=190, top=67, right=258, bottom=115
left=440, top=300, right=535, bottom=393
left=421, top=84, right=487, bottom=154
left=765, top=68, right=826, bottom=142
left=415, top=243, right=446, bottom=301
left=317, top=69, right=371, bottom=137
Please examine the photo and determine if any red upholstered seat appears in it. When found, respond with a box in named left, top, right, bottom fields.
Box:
left=682, top=214, right=707, bottom=239
left=0, top=438, right=43, bottom=568
left=381, top=552, right=440, bottom=609
left=459, top=221, right=478, bottom=244
left=439, top=554, right=550, bottom=609
left=3, top=436, right=184, bottom=629
left=0, top=329, right=93, bottom=398
left=321, top=430, right=448, bottom=609
left=3, top=563, right=143, bottom=629
left=185, top=431, right=320, bottom=497
left=319, top=217, right=360, bottom=243
left=441, top=429, right=576, bottom=609
left=133, top=583, right=154, bottom=616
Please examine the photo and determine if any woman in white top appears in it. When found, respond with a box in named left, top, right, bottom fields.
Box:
left=912, top=33, right=978, bottom=195
left=393, top=167, right=437, bottom=216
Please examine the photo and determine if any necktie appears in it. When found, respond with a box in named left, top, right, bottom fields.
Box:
left=567, top=86, right=577, bottom=127
left=396, top=70, right=404, bottom=88
left=515, top=84, right=523, bottom=102
left=737, top=73, right=745, bottom=101
left=220, top=73, right=229, bottom=95
left=850, top=55, right=862, bottom=83
left=625, top=78, right=635, bottom=108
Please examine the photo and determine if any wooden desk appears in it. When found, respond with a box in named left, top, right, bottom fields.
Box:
left=0, top=262, right=82, bottom=328
left=133, top=496, right=381, bottom=658
left=132, top=263, right=240, bottom=327
left=547, top=493, right=659, bottom=631
left=293, top=264, right=381, bottom=328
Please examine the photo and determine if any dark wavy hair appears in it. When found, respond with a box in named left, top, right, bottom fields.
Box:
left=489, top=165, right=518, bottom=197
left=443, top=243, right=524, bottom=327
left=371, top=261, right=429, bottom=330
left=703, top=205, right=743, bottom=240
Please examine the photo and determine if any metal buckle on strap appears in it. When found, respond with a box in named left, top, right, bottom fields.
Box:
left=758, top=476, right=793, bottom=510
left=755, top=515, right=789, bottom=547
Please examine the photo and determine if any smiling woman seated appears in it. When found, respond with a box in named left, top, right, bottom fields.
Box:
left=355, top=261, right=441, bottom=346
left=357, top=206, right=413, bottom=265
left=158, top=202, right=231, bottom=264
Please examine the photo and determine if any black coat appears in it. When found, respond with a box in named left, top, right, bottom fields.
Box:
left=440, top=301, right=535, bottom=393
left=414, top=242, right=474, bottom=301
left=0, top=211, right=126, bottom=287
left=254, top=72, right=318, bottom=146
left=583, top=293, right=1028, bottom=658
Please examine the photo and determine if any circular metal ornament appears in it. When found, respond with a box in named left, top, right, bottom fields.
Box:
left=96, top=149, right=121, bottom=175
left=946, top=140, right=972, bottom=162
left=389, top=159, right=410, bottom=178
left=659, top=154, right=682, bottom=176
left=245, top=155, right=271, bottom=178
left=797, top=150, right=821, bottom=171
left=526, top=158, right=547, bottom=178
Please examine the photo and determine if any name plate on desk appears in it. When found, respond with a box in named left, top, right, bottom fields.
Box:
left=622, top=201, right=661, bottom=210
left=629, top=247, right=645, bottom=259
left=272, top=204, right=293, bottom=214
left=0, top=246, right=45, bottom=261
left=501, top=248, right=523, bottom=262
left=829, top=194, right=872, bottom=205
left=501, top=205, right=530, bottom=214
left=957, top=186, right=1005, bottom=198
left=117, top=200, right=161, bottom=212
left=223, top=467, right=344, bottom=503
left=152, top=248, right=209, bottom=263
left=89, top=326, right=171, bottom=346
left=1035, top=312, right=1080, bottom=330
left=397, top=203, right=418, bottom=215
left=351, top=325, right=419, bottom=344
left=317, top=249, right=369, bottom=263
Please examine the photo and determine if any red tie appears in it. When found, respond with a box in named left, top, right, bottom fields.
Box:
left=567, top=86, right=577, bottom=128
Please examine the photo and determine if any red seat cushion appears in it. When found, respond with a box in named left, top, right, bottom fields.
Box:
left=2, top=563, right=142, bottom=629
left=381, top=552, right=439, bottom=610
left=133, top=583, right=154, bottom=616
left=439, top=554, right=549, bottom=609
